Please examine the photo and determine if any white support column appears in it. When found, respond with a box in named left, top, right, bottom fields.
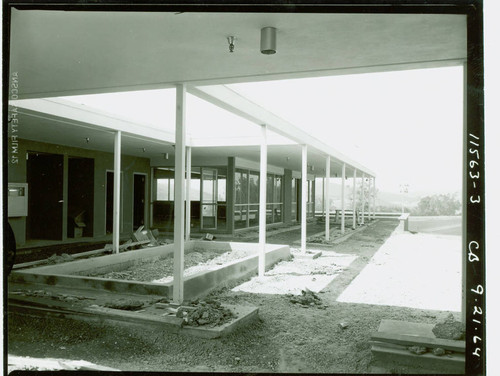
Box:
left=322, top=177, right=325, bottom=218
left=372, top=178, right=376, bottom=219
left=301, top=144, right=307, bottom=253
left=361, top=173, right=365, bottom=225
left=352, top=169, right=357, bottom=229
left=341, top=163, right=346, bottom=234
left=173, top=84, right=186, bottom=305
left=325, top=157, right=331, bottom=241
left=258, top=124, right=268, bottom=277
left=113, top=131, right=121, bottom=254
left=185, top=146, right=192, bottom=241
left=367, top=177, right=372, bottom=221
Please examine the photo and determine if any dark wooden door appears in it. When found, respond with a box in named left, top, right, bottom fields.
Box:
left=133, top=174, right=146, bottom=230
left=26, top=152, right=63, bottom=240
left=106, top=171, right=113, bottom=234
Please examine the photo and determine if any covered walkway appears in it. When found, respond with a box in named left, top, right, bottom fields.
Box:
left=8, top=9, right=467, bottom=308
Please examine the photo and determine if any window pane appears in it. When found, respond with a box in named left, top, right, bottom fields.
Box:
left=267, top=175, right=273, bottom=203
left=249, top=172, right=259, bottom=203
left=248, top=204, right=259, bottom=227
left=190, top=178, right=201, bottom=201
left=217, top=204, right=227, bottom=230
left=218, top=177, right=226, bottom=202
left=236, top=171, right=247, bottom=204
left=275, top=176, right=282, bottom=203
left=156, top=179, right=169, bottom=200
left=169, top=179, right=175, bottom=201
left=266, top=203, right=273, bottom=223
left=274, top=203, right=282, bottom=223
left=235, top=205, right=247, bottom=229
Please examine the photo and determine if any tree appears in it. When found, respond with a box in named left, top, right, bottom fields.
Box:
left=412, top=193, right=460, bottom=216
left=348, top=181, right=376, bottom=213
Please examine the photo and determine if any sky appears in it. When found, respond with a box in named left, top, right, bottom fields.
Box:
left=228, top=66, right=464, bottom=196
left=62, top=65, right=463, bottom=196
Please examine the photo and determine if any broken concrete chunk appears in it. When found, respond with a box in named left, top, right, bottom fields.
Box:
left=432, top=314, right=465, bottom=340
left=408, top=346, right=428, bottom=355
left=338, top=322, right=349, bottom=329
left=432, top=347, right=446, bottom=356
left=289, top=289, right=323, bottom=307
left=47, top=253, right=75, bottom=264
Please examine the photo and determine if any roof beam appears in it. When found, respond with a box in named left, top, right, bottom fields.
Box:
left=188, top=84, right=375, bottom=177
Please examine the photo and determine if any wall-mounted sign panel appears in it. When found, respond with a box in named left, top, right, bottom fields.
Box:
left=8, top=183, right=28, bottom=217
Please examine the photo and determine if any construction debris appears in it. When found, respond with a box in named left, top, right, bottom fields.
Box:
left=104, top=299, right=144, bottom=311
left=102, top=227, right=168, bottom=253
left=202, top=233, right=215, bottom=241
left=287, top=288, right=323, bottom=307
left=432, top=348, right=446, bottom=356
left=408, top=346, right=428, bottom=355
left=46, top=253, right=75, bottom=264
left=178, top=299, right=236, bottom=327
left=338, top=322, right=349, bottom=330
left=432, top=313, right=465, bottom=340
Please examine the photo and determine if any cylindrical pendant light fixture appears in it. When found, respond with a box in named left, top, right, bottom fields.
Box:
left=260, top=27, right=277, bottom=55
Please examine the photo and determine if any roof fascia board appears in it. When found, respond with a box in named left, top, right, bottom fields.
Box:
left=190, top=136, right=295, bottom=148
left=188, top=58, right=464, bottom=89
left=188, top=85, right=375, bottom=177
left=235, top=157, right=284, bottom=176
left=150, top=155, right=228, bottom=167
left=14, top=59, right=464, bottom=100
left=9, top=98, right=181, bottom=145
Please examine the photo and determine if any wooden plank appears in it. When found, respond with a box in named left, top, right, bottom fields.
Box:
left=371, top=332, right=465, bottom=353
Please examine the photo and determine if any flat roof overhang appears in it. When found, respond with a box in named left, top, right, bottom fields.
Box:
left=9, top=11, right=466, bottom=100
left=7, top=10, right=467, bottom=179
left=9, top=98, right=371, bottom=178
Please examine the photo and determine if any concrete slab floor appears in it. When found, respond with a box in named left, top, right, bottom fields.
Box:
left=337, top=229, right=461, bottom=311
left=232, top=249, right=357, bottom=295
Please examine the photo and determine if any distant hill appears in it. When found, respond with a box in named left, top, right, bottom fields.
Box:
left=315, top=181, right=454, bottom=211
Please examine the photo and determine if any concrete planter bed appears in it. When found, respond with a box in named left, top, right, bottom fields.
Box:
left=10, top=241, right=290, bottom=301
left=84, top=247, right=259, bottom=283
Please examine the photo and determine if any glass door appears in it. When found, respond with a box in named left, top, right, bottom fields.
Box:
left=201, top=168, right=217, bottom=230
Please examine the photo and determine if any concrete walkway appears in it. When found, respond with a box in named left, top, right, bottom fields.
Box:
left=7, top=355, right=119, bottom=372
left=232, top=247, right=357, bottom=295
left=337, top=224, right=461, bottom=312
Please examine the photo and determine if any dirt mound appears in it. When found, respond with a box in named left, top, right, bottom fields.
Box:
left=432, top=313, right=465, bottom=340
left=178, top=300, right=236, bottom=327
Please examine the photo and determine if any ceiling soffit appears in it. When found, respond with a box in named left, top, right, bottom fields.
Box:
left=9, top=10, right=466, bottom=99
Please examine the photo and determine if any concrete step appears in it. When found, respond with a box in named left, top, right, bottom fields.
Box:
left=371, top=319, right=465, bottom=373
left=371, top=343, right=465, bottom=373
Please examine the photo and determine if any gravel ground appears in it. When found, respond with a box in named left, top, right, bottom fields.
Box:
left=8, top=220, right=459, bottom=373
left=85, top=247, right=257, bottom=282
